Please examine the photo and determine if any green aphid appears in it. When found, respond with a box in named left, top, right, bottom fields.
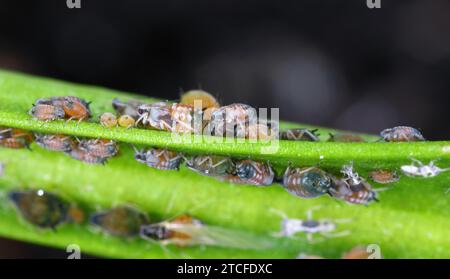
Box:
left=8, top=189, right=69, bottom=229
left=90, top=205, right=149, bottom=237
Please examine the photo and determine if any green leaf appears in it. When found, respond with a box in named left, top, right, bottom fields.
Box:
left=0, top=69, right=449, bottom=259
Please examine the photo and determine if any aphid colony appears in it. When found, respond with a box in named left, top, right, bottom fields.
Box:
left=6, top=189, right=270, bottom=249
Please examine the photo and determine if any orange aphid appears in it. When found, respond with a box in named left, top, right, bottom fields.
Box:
left=180, top=90, right=220, bottom=110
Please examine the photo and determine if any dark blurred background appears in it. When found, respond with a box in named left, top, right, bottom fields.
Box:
left=0, top=0, right=449, bottom=258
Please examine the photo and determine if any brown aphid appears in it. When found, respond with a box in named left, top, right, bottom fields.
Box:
left=369, top=169, right=399, bottom=184
left=90, top=205, right=148, bottom=237
left=342, top=246, right=372, bottom=259
left=29, top=104, right=65, bottom=121
left=100, top=112, right=118, bottom=128
left=61, top=96, right=91, bottom=121
left=180, top=90, right=220, bottom=110
left=118, top=114, right=135, bottom=128
left=78, top=139, right=119, bottom=158
left=0, top=128, right=34, bottom=149
left=328, top=133, right=365, bottom=142
left=8, top=189, right=69, bottom=229
left=35, top=134, right=74, bottom=152
left=68, top=146, right=108, bottom=164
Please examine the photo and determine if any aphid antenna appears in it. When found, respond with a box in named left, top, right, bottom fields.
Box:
left=268, top=207, right=289, bottom=220
left=306, top=206, right=322, bottom=220
left=374, top=137, right=384, bottom=142
left=129, top=144, right=140, bottom=154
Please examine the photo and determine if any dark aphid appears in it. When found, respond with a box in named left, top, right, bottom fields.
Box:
left=90, top=205, right=148, bottom=237
left=112, top=98, right=144, bottom=119
left=206, top=103, right=258, bottom=138
left=8, top=189, right=69, bottom=229
left=68, top=147, right=108, bottom=164
left=60, top=96, right=91, bottom=121
left=282, top=166, right=332, bottom=198
left=29, top=104, right=65, bottom=121
left=134, top=148, right=182, bottom=170
left=369, top=169, right=400, bottom=184
left=328, top=133, right=365, bottom=142
left=78, top=139, right=119, bottom=158
left=185, top=155, right=235, bottom=177
left=35, top=134, right=74, bottom=152
left=136, top=102, right=173, bottom=131
left=380, top=126, right=425, bottom=142
left=223, top=159, right=274, bottom=186
left=280, top=128, right=320, bottom=142
left=0, top=128, right=34, bottom=149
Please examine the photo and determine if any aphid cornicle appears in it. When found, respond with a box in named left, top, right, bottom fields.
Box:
left=29, top=104, right=65, bottom=121
left=369, top=169, right=400, bottom=184
left=78, top=139, right=119, bottom=158
left=280, top=128, right=320, bottom=142
left=206, top=103, right=257, bottom=138
left=8, top=189, right=69, bottom=229
left=112, top=98, right=144, bottom=120
left=380, top=126, right=425, bottom=142
left=282, top=166, right=332, bottom=198
left=100, top=112, right=118, bottom=128
left=185, top=155, right=235, bottom=177
left=231, top=159, right=274, bottom=186
left=134, top=148, right=182, bottom=170
left=90, top=205, right=149, bottom=237
left=140, top=214, right=272, bottom=249
left=68, top=147, right=108, bottom=164
left=35, top=134, right=74, bottom=152
left=328, top=133, right=365, bottom=142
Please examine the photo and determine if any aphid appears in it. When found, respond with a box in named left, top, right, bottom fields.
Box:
left=112, top=98, right=144, bottom=119
left=180, top=90, right=220, bottom=110
left=380, top=126, right=425, bottom=142
left=185, top=155, right=235, bottom=177
left=140, top=214, right=271, bottom=249
left=78, top=139, right=119, bottom=158
left=8, top=189, right=69, bottom=229
left=35, top=134, right=74, bottom=152
left=0, top=128, right=34, bottom=149
left=134, top=148, right=182, bottom=170
left=282, top=166, right=332, bottom=198
left=271, top=207, right=350, bottom=242
left=207, top=103, right=257, bottom=138
left=229, top=159, right=274, bottom=186
left=328, top=133, right=365, bottom=142
left=60, top=96, right=91, bottom=121
left=369, top=169, right=399, bottom=184
left=117, top=114, right=135, bottom=128
left=100, top=112, right=118, bottom=128
left=68, top=147, right=108, bottom=164
left=90, top=205, right=148, bottom=237
left=136, top=101, right=173, bottom=131
left=401, top=158, right=450, bottom=178
left=280, top=128, right=320, bottom=142
left=342, top=246, right=372, bottom=259
left=29, top=104, right=65, bottom=121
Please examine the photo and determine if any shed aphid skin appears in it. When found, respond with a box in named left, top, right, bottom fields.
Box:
left=78, top=139, right=119, bottom=158
left=328, top=133, right=365, bottom=142
left=100, top=112, right=118, bottom=128
left=227, top=159, right=274, bottom=186
left=401, top=158, right=450, bottom=178
left=90, top=205, right=149, bottom=237
left=380, top=126, right=425, bottom=142
left=180, top=90, right=220, bottom=110
left=0, top=128, right=34, bottom=149
left=112, top=98, right=145, bottom=120
left=185, top=155, right=235, bottom=177
left=140, top=214, right=272, bottom=249
left=280, top=128, right=320, bottom=142
left=35, top=134, right=74, bottom=152
left=68, top=146, right=108, bottom=164
left=8, top=189, right=69, bottom=229
left=136, top=101, right=173, bottom=131
left=134, top=147, right=182, bottom=170
left=206, top=103, right=258, bottom=138
left=369, top=169, right=400, bottom=184
left=29, top=104, right=65, bottom=121
left=282, top=165, right=332, bottom=198
left=271, top=207, right=351, bottom=243
left=117, top=114, right=135, bottom=128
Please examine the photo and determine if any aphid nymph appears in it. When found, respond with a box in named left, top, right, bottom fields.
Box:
left=369, top=169, right=400, bottom=184
left=185, top=155, right=235, bottom=177
left=282, top=166, right=332, bottom=198
left=90, top=205, right=148, bottom=237
left=29, top=104, right=65, bottom=121
left=232, top=159, right=274, bottom=186
left=35, top=134, right=74, bottom=152
left=380, top=126, right=425, bottom=142
left=100, top=112, right=118, bottom=128
left=134, top=147, right=182, bottom=170
left=78, top=139, right=119, bottom=158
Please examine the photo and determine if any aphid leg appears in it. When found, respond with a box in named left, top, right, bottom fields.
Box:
left=211, top=158, right=228, bottom=169
left=135, top=113, right=146, bottom=126
left=306, top=206, right=322, bottom=220
left=66, top=116, right=74, bottom=123
left=161, top=120, right=173, bottom=132
left=409, top=158, right=424, bottom=167
left=250, top=161, right=263, bottom=174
